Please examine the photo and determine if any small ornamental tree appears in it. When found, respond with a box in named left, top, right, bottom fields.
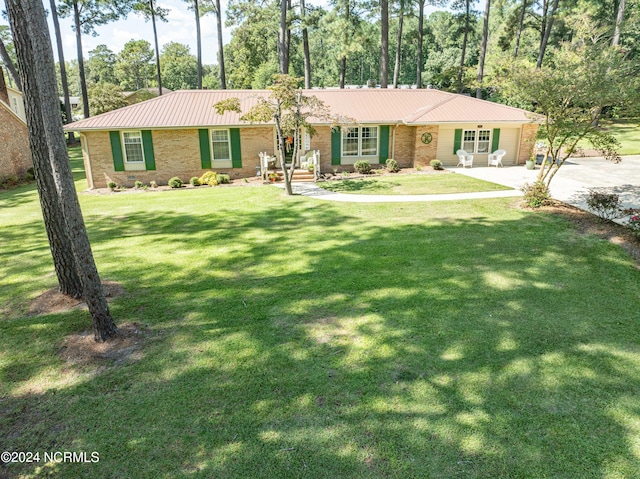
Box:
left=501, top=43, right=639, bottom=191
left=214, top=74, right=353, bottom=195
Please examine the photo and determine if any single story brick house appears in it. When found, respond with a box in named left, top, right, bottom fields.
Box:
left=66, top=89, right=538, bottom=189
left=0, top=69, right=32, bottom=181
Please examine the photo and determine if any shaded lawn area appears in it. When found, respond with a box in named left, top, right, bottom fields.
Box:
left=318, top=173, right=512, bottom=195
left=1, top=149, right=640, bottom=478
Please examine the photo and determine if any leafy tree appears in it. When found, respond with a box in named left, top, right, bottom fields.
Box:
left=6, top=0, right=117, bottom=340
left=214, top=75, right=352, bottom=195
left=133, top=0, right=170, bottom=94
left=501, top=43, right=639, bottom=189
left=58, top=0, right=135, bottom=118
left=160, top=42, right=198, bottom=90
left=86, top=44, right=117, bottom=84
left=0, top=25, right=21, bottom=90
left=88, top=82, right=127, bottom=115
left=116, top=39, right=155, bottom=90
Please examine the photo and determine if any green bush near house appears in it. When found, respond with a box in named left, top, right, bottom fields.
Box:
left=386, top=158, right=400, bottom=172
left=354, top=160, right=372, bottom=174
left=168, top=176, right=183, bottom=188
left=430, top=159, right=443, bottom=170
left=190, top=177, right=201, bottom=186
left=216, top=173, right=230, bottom=184
left=199, top=171, right=219, bottom=186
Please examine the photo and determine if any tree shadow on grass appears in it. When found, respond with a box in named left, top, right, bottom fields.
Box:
left=2, top=198, right=640, bottom=478
left=320, top=178, right=397, bottom=193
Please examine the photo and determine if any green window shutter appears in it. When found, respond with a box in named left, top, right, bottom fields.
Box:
left=453, top=129, right=462, bottom=154
left=199, top=129, right=211, bottom=169
left=491, top=128, right=501, bottom=152
left=230, top=128, right=242, bottom=168
left=141, top=130, right=156, bottom=170
left=379, top=125, right=390, bottom=163
left=109, top=131, right=124, bottom=172
left=331, top=127, right=341, bottom=165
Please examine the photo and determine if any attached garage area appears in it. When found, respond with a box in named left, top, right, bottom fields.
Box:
left=436, top=125, right=522, bottom=166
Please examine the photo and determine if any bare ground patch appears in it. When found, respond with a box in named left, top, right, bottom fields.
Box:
left=26, top=281, right=124, bottom=316
left=59, top=322, right=151, bottom=368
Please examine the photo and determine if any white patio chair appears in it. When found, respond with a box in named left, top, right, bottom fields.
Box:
left=456, top=149, right=473, bottom=168
left=488, top=149, right=506, bottom=167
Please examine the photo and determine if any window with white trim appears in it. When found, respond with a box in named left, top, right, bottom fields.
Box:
left=462, top=129, right=491, bottom=154
left=342, top=126, right=378, bottom=157
left=210, top=129, right=231, bottom=162
left=122, top=131, right=145, bottom=168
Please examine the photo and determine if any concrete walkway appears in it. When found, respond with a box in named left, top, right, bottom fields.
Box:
left=280, top=155, right=640, bottom=212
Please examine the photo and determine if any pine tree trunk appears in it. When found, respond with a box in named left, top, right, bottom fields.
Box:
left=380, top=0, right=389, bottom=88
left=49, top=0, right=74, bottom=144
left=72, top=1, right=90, bottom=118
left=457, top=0, right=470, bottom=93
left=150, top=0, right=163, bottom=95
left=279, top=0, right=288, bottom=74
left=537, top=0, right=558, bottom=68
left=340, top=56, right=346, bottom=88
left=0, top=35, right=22, bottom=91
left=194, top=0, right=203, bottom=89
left=393, top=0, right=404, bottom=88
left=416, top=0, right=424, bottom=88
left=215, top=0, right=226, bottom=89
left=513, top=0, right=527, bottom=59
left=6, top=0, right=117, bottom=341
left=613, top=0, right=626, bottom=46
left=476, top=0, right=491, bottom=99
left=301, top=0, right=311, bottom=88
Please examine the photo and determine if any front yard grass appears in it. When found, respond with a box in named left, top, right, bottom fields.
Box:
left=1, top=147, right=640, bottom=478
left=318, top=173, right=512, bottom=195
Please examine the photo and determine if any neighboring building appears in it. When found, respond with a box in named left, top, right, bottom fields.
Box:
left=0, top=69, right=32, bottom=181
left=66, top=89, right=538, bottom=189
left=122, top=87, right=173, bottom=105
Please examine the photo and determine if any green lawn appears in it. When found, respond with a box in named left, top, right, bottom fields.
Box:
left=1, top=147, right=640, bottom=478
left=319, top=173, right=512, bottom=195
left=577, top=119, right=640, bottom=155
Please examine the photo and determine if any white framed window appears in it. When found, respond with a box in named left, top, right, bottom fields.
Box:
left=210, top=129, right=231, bottom=162
left=122, top=131, right=145, bottom=170
left=462, top=129, right=491, bottom=154
left=342, top=126, right=379, bottom=158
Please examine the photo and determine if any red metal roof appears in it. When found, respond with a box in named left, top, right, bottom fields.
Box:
left=66, top=89, right=535, bottom=131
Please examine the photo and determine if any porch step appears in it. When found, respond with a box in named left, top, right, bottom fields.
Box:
left=291, top=169, right=315, bottom=183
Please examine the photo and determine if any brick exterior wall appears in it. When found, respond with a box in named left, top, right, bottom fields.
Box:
left=392, top=125, right=416, bottom=168
left=0, top=104, right=32, bottom=180
left=83, top=127, right=273, bottom=188
left=517, top=123, right=539, bottom=165
left=413, top=125, right=439, bottom=167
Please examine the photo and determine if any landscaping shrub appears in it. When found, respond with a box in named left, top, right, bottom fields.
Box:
left=107, top=181, right=117, bottom=190
left=216, top=173, right=230, bottom=184
left=386, top=158, right=400, bottom=173
left=150, top=180, right=158, bottom=188
left=430, top=160, right=442, bottom=170
left=168, top=177, right=183, bottom=188
left=134, top=180, right=144, bottom=189
left=354, top=160, right=372, bottom=174
left=626, top=211, right=640, bottom=239
left=25, top=167, right=35, bottom=181
left=521, top=181, right=550, bottom=208
left=190, top=177, right=201, bottom=186
left=586, top=189, right=623, bottom=220
left=198, top=171, right=218, bottom=186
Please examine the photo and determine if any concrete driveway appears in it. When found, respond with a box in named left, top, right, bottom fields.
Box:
left=450, top=155, right=640, bottom=212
